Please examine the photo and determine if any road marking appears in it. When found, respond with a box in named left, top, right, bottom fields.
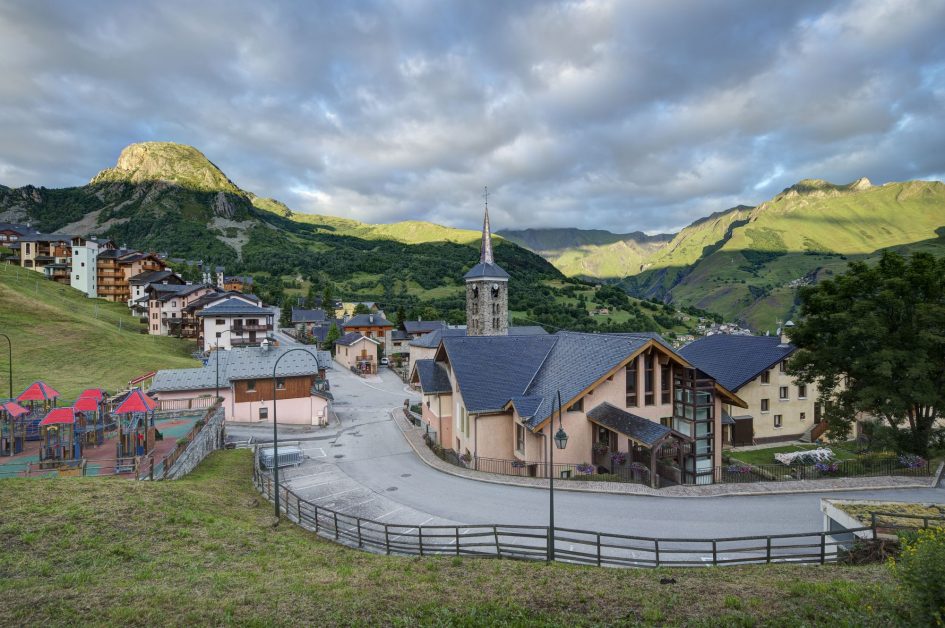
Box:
left=292, top=477, right=336, bottom=490
left=389, top=516, right=436, bottom=541
left=320, top=487, right=360, bottom=499
left=303, top=446, right=326, bottom=458
left=375, top=507, right=404, bottom=521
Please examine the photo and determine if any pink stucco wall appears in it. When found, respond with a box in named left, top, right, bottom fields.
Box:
left=151, top=388, right=330, bottom=426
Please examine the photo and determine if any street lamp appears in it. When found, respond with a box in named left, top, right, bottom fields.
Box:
left=0, top=333, right=11, bottom=399
left=547, top=389, right=567, bottom=562
left=271, top=347, right=320, bottom=519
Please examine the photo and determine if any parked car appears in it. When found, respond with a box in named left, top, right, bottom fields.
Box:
left=380, top=357, right=389, bottom=367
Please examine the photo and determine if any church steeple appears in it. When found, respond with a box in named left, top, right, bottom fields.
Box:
left=464, top=187, right=509, bottom=336
left=480, top=187, right=494, bottom=265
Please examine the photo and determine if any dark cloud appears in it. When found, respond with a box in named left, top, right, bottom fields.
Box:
left=0, top=0, right=943, bottom=233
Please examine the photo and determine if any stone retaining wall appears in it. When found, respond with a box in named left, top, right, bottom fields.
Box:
left=165, top=406, right=226, bottom=479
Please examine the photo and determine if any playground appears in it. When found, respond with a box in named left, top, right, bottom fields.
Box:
left=0, top=380, right=207, bottom=478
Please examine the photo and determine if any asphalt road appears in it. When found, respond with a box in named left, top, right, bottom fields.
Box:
left=251, top=365, right=945, bottom=539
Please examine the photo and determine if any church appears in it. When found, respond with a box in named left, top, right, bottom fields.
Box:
left=410, top=201, right=747, bottom=486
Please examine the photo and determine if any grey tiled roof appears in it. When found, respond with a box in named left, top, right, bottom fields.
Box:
left=291, top=307, right=326, bottom=323
left=129, top=270, right=179, bottom=286
left=413, top=359, right=452, bottom=394
left=508, top=326, right=548, bottom=336
left=403, top=320, right=446, bottom=334
left=151, top=346, right=331, bottom=392
left=197, top=297, right=273, bottom=317
left=391, top=330, right=411, bottom=341
left=463, top=261, right=510, bottom=280
left=408, top=325, right=547, bottom=348
left=335, top=331, right=379, bottom=347
left=509, top=395, right=543, bottom=419
left=679, top=334, right=795, bottom=392
left=441, top=335, right=557, bottom=413
left=586, top=402, right=671, bottom=447
left=343, top=313, right=394, bottom=328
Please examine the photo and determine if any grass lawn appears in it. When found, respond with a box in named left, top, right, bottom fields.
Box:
left=0, top=450, right=914, bottom=626
left=0, top=264, right=199, bottom=400
left=729, top=442, right=861, bottom=466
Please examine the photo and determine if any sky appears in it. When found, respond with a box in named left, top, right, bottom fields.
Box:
left=1, top=0, right=944, bottom=234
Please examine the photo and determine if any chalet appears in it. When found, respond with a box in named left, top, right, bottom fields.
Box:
left=183, top=291, right=261, bottom=341
left=150, top=346, right=334, bottom=426
left=223, top=275, right=253, bottom=292
left=342, top=313, right=395, bottom=354
left=291, top=307, right=327, bottom=329
left=129, top=270, right=184, bottom=314
left=410, top=203, right=746, bottom=487
left=408, top=325, right=546, bottom=364
left=146, top=283, right=217, bottom=336
left=97, top=249, right=165, bottom=303
left=334, top=332, right=380, bottom=374
left=402, top=319, right=447, bottom=339
left=17, top=234, right=79, bottom=278
left=0, top=222, right=37, bottom=245
left=197, top=296, right=275, bottom=352
left=679, top=324, right=822, bottom=446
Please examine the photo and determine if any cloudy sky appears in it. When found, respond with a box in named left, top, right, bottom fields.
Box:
left=1, top=1, right=943, bottom=233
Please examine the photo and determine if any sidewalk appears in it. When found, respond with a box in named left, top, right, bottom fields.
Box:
left=392, top=410, right=939, bottom=498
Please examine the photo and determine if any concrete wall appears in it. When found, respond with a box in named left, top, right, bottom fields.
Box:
left=165, top=405, right=225, bottom=479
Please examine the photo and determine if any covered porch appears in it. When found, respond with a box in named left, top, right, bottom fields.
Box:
left=587, top=403, right=692, bottom=488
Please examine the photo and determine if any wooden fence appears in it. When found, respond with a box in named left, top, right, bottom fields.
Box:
left=253, top=463, right=878, bottom=568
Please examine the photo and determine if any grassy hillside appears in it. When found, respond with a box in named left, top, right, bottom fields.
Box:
left=0, top=264, right=198, bottom=400
left=622, top=180, right=945, bottom=330
left=0, top=450, right=911, bottom=625
left=501, top=228, right=673, bottom=279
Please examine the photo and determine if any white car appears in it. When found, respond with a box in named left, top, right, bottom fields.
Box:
left=380, top=357, right=389, bottom=367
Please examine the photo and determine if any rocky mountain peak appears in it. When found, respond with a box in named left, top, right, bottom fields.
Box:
left=88, top=142, right=243, bottom=195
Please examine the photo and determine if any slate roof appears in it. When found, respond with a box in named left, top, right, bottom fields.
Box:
left=408, top=325, right=547, bottom=348
left=391, top=330, right=411, bottom=341
left=679, top=334, right=795, bottom=392
left=508, top=395, right=543, bottom=419
left=197, top=297, right=273, bottom=317
left=335, top=331, right=379, bottom=347
left=403, top=320, right=446, bottom=334
left=291, top=307, right=327, bottom=323
left=586, top=402, right=673, bottom=447
left=0, top=222, right=37, bottom=235
left=151, top=346, right=331, bottom=392
left=129, top=270, right=180, bottom=286
left=343, top=313, right=394, bottom=328
left=413, top=359, right=452, bottom=394
left=149, top=283, right=211, bottom=302
left=440, top=335, right=557, bottom=414
left=463, top=261, right=510, bottom=280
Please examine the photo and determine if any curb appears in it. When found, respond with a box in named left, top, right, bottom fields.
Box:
left=932, top=461, right=945, bottom=488
left=391, top=410, right=934, bottom=499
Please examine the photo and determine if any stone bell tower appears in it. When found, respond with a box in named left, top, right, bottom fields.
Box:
left=464, top=190, right=509, bottom=336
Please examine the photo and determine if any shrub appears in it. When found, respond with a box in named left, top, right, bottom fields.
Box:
left=575, top=463, right=595, bottom=475
left=610, top=451, right=627, bottom=466
left=890, top=527, right=945, bottom=625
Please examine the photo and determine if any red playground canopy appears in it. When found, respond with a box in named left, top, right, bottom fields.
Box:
left=114, top=389, right=157, bottom=414
left=78, top=388, right=106, bottom=401
left=1, top=400, right=28, bottom=417
left=40, top=407, right=76, bottom=426
left=73, top=396, right=100, bottom=412
left=17, top=381, right=61, bottom=402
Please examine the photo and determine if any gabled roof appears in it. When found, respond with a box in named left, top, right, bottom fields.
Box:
left=412, top=359, right=452, bottom=394
left=196, top=297, right=273, bottom=317
left=1, top=400, right=28, bottom=417
left=343, top=313, right=394, bottom=328
left=403, top=320, right=446, bottom=334
left=17, top=381, right=60, bottom=402
left=291, top=307, right=327, bottom=323
left=391, top=329, right=411, bottom=341
left=148, top=282, right=212, bottom=301
left=587, top=402, right=678, bottom=447
left=40, top=407, right=76, bottom=426
left=335, top=331, right=380, bottom=347
left=508, top=395, right=543, bottom=420
left=151, top=346, right=331, bottom=392
left=408, top=325, right=547, bottom=348
left=440, top=335, right=557, bottom=414
left=114, top=389, right=157, bottom=414
left=679, top=334, right=795, bottom=392
left=129, top=270, right=181, bottom=286
left=73, top=396, right=101, bottom=412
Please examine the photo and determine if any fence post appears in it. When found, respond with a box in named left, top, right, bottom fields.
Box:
left=494, top=526, right=501, bottom=557
left=385, top=525, right=391, bottom=555
left=334, top=512, right=339, bottom=539
left=297, top=498, right=302, bottom=523
left=357, top=518, right=363, bottom=548
left=820, top=533, right=826, bottom=564
left=418, top=526, right=424, bottom=556
left=596, top=533, right=602, bottom=567
left=149, top=455, right=154, bottom=481
left=712, top=540, right=717, bottom=566
left=871, top=513, right=878, bottom=539
left=654, top=539, right=660, bottom=567
left=314, top=505, right=320, bottom=534
left=455, top=528, right=460, bottom=556
left=766, top=537, right=772, bottom=563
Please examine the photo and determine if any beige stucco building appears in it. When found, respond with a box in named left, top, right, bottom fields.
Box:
left=335, top=332, right=380, bottom=374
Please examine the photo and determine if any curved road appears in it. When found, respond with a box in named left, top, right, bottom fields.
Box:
left=268, top=366, right=944, bottom=539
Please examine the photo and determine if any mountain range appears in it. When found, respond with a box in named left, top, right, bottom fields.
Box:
left=504, top=178, right=945, bottom=330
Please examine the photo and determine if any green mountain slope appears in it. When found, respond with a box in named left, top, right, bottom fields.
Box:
left=623, top=178, right=945, bottom=330
left=0, top=264, right=198, bottom=398
left=500, top=228, right=673, bottom=278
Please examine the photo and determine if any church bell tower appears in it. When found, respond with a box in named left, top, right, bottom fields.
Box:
left=464, top=189, right=509, bottom=336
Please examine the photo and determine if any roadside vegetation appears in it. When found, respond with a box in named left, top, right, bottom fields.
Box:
left=0, top=450, right=931, bottom=626
left=0, top=264, right=198, bottom=400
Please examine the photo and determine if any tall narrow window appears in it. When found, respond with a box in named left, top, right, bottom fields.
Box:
left=779, top=386, right=788, bottom=400
left=760, top=370, right=770, bottom=384
left=661, top=364, right=671, bottom=404
left=797, top=384, right=807, bottom=399
left=516, top=424, right=525, bottom=454
left=644, top=353, right=655, bottom=405
left=761, top=398, right=769, bottom=412
left=625, top=360, right=638, bottom=407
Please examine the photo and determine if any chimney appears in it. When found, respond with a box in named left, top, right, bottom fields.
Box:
left=780, top=320, right=795, bottom=344
left=369, top=314, right=374, bottom=324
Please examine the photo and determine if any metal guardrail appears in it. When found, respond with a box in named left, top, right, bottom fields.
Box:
left=252, top=462, right=881, bottom=568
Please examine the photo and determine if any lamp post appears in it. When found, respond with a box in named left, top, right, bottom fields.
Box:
left=547, top=390, right=568, bottom=562
left=0, top=333, right=11, bottom=399
left=271, top=347, right=320, bottom=519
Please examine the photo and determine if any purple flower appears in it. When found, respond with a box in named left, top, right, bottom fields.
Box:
left=576, top=463, right=595, bottom=475
left=610, top=451, right=627, bottom=466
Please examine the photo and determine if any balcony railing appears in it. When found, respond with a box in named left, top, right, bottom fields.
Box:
left=234, top=324, right=272, bottom=332
left=230, top=337, right=273, bottom=347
